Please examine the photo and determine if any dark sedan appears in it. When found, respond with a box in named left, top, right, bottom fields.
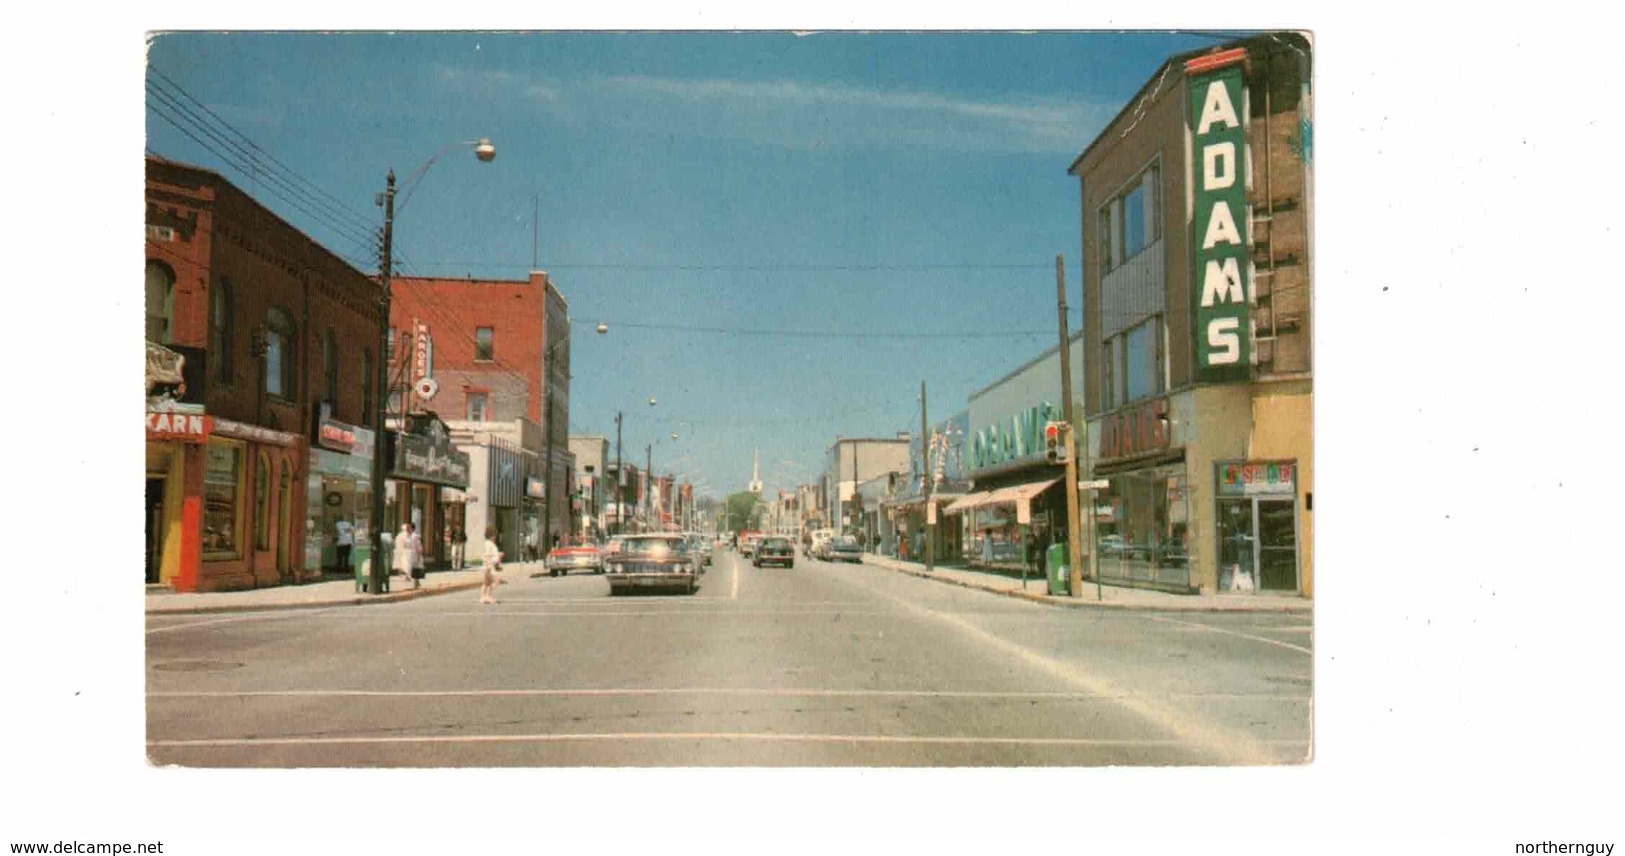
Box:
left=752, top=536, right=795, bottom=568
left=604, top=534, right=700, bottom=595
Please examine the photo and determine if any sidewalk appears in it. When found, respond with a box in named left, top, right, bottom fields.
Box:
left=861, top=554, right=1311, bottom=613
left=145, top=562, right=547, bottom=615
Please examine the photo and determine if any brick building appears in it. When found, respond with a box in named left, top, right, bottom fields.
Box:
left=145, top=156, right=384, bottom=591
left=1069, top=33, right=1313, bottom=596
left=386, top=272, right=575, bottom=545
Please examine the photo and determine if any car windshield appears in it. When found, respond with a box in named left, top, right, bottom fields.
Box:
left=832, top=537, right=858, bottom=548
left=622, top=538, right=688, bottom=557
left=763, top=538, right=790, bottom=548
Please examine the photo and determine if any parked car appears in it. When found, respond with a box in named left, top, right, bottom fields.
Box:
left=686, top=533, right=713, bottom=569
left=740, top=532, right=763, bottom=558
left=544, top=539, right=603, bottom=576
left=825, top=536, right=863, bottom=563
left=604, top=534, right=701, bottom=595
left=753, top=536, right=795, bottom=568
left=1098, top=534, right=1129, bottom=558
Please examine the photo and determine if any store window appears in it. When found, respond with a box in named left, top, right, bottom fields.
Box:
left=265, top=307, right=296, bottom=399
left=211, top=277, right=234, bottom=384
left=1096, top=465, right=1191, bottom=589
left=202, top=439, right=243, bottom=558
left=145, top=261, right=174, bottom=344
left=254, top=452, right=271, bottom=551
left=475, top=327, right=494, bottom=361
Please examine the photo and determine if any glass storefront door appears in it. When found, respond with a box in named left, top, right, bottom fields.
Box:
left=1217, top=496, right=1299, bottom=593
left=1257, top=498, right=1298, bottom=591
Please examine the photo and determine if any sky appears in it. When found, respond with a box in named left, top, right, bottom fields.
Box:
left=144, top=30, right=1237, bottom=499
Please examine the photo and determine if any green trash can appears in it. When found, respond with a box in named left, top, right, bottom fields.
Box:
left=1046, top=543, right=1069, bottom=596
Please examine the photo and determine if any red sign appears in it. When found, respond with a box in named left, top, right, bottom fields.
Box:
left=146, top=411, right=212, bottom=444
left=318, top=419, right=357, bottom=453
left=1097, top=399, right=1171, bottom=461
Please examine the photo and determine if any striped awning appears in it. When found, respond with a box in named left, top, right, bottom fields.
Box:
left=943, top=490, right=995, bottom=514
left=942, top=477, right=1060, bottom=514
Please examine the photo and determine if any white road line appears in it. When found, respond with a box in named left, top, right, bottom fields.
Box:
left=812, top=566, right=1286, bottom=765
left=146, top=611, right=330, bottom=634
left=731, top=555, right=740, bottom=600
left=439, top=610, right=891, bottom=618
left=147, top=687, right=1311, bottom=701
left=1134, top=614, right=1313, bottom=655
left=148, top=731, right=1312, bottom=749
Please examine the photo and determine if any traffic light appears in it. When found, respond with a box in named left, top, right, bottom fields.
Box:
left=1044, top=421, right=1067, bottom=464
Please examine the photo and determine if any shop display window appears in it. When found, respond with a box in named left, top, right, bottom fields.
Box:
left=1095, top=465, right=1191, bottom=588
left=202, top=439, right=243, bottom=558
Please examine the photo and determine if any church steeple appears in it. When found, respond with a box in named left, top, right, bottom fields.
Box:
left=748, top=448, right=763, bottom=494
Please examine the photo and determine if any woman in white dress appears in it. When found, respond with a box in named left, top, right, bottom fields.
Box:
left=479, top=525, right=504, bottom=605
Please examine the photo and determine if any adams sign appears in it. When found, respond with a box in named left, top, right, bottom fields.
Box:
left=1187, top=48, right=1253, bottom=383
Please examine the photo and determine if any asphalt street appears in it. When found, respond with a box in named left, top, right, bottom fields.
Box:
left=147, top=549, right=1313, bottom=767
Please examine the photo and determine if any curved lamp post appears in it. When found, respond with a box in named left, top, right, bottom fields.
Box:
left=367, top=138, right=494, bottom=595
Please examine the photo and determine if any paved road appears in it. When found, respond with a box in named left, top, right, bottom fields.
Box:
left=147, top=549, right=1312, bottom=767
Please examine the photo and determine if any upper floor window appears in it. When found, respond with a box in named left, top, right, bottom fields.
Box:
left=265, top=307, right=296, bottom=399
left=467, top=392, right=489, bottom=422
left=1103, top=314, right=1165, bottom=409
left=324, top=329, right=339, bottom=406
left=145, top=261, right=174, bottom=344
left=210, top=278, right=234, bottom=384
left=1097, top=161, right=1163, bottom=275
left=475, top=327, right=494, bottom=361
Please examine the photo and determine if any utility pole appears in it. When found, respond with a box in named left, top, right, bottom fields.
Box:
left=921, top=380, right=933, bottom=572
left=614, top=411, right=623, bottom=536
left=1055, top=255, right=1087, bottom=599
left=367, top=170, right=397, bottom=596
left=646, top=443, right=652, bottom=532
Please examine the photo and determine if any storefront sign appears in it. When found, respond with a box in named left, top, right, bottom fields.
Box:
left=1097, top=399, right=1171, bottom=460
left=526, top=476, right=545, bottom=500
left=317, top=418, right=359, bottom=454
left=971, top=402, right=1059, bottom=472
left=392, top=431, right=471, bottom=488
left=146, top=410, right=212, bottom=443
left=212, top=417, right=300, bottom=447
left=1188, top=49, right=1253, bottom=383
left=1217, top=460, right=1296, bottom=497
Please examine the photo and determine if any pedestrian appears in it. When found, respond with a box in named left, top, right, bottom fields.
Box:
left=334, top=518, right=354, bottom=574
left=525, top=529, right=539, bottom=563
left=411, top=524, right=427, bottom=586
left=913, top=529, right=924, bottom=563
left=450, top=525, right=466, bottom=570
left=479, top=524, right=504, bottom=605
left=394, top=521, right=422, bottom=589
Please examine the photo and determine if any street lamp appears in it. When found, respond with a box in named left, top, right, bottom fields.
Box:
left=367, top=138, right=494, bottom=596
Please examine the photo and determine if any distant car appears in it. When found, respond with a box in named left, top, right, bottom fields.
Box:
left=686, top=534, right=713, bottom=569
left=1098, top=534, right=1129, bottom=558
left=753, top=536, right=795, bottom=568
left=604, top=534, right=701, bottom=595
left=740, top=533, right=763, bottom=558
left=807, top=533, right=832, bottom=558
left=825, top=536, right=862, bottom=563
left=545, top=540, right=603, bottom=576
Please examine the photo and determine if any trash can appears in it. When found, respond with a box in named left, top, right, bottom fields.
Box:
left=1046, top=543, right=1069, bottom=596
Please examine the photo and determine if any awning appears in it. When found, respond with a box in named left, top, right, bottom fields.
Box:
left=986, top=477, right=1060, bottom=507
left=943, top=490, right=995, bottom=514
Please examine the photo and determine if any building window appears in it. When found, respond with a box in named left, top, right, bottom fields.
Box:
left=324, top=329, right=339, bottom=407
left=467, top=392, right=488, bottom=422
left=387, top=327, right=397, bottom=359
left=1098, top=161, right=1163, bottom=275
left=211, top=278, right=234, bottom=384
left=475, top=327, right=494, bottom=361
left=202, top=439, right=243, bottom=558
left=361, top=348, right=374, bottom=427
left=1104, top=315, right=1165, bottom=408
left=145, top=261, right=175, bottom=344
left=254, top=452, right=271, bottom=551
left=388, top=388, right=404, bottom=418
left=265, top=307, right=296, bottom=399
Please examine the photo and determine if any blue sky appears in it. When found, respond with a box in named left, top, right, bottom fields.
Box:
left=146, top=30, right=1234, bottom=499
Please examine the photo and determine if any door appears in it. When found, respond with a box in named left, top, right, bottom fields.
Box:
left=1256, top=498, right=1299, bottom=592
left=146, top=478, right=165, bottom=584
left=1217, top=498, right=1255, bottom=592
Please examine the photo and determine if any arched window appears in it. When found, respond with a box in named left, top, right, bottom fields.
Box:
left=265, top=307, right=296, bottom=399
left=323, top=328, right=339, bottom=407
left=254, top=452, right=271, bottom=551
left=210, top=278, right=234, bottom=384
left=145, top=261, right=174, bottom=344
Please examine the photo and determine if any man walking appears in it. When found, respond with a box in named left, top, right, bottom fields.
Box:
left=334, top=518, right=354, bottom=574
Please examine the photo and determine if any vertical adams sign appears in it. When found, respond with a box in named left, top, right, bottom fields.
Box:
left=1187, top=48, right=1252, bottom=383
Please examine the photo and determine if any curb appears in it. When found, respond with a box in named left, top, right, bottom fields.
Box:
left=145, top=580, right=486, bottom=616
left=863, top=558, right=1310, bottom=614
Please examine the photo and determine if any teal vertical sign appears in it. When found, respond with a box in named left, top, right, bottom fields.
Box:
left=1189, top=61, right=1252, bottom=383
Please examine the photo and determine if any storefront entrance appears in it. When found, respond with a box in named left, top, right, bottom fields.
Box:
left=146, top=478, right=165, bottom=584
left=1215, top=460, right=1301, bottom=594
left=1217, top=496, right=1298, bottom=593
